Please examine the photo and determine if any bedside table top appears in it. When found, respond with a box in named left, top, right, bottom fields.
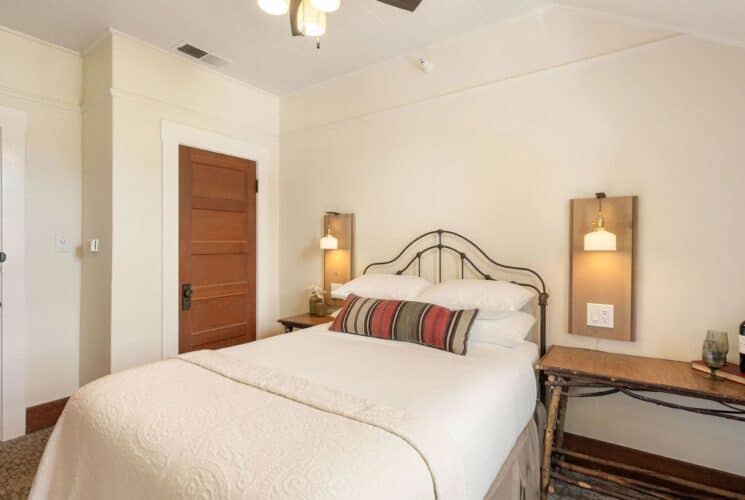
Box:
left=539, top=345, right=745, bottom=405
left=278, top=313, right=335, bottom=328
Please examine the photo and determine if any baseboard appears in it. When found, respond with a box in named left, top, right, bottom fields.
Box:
left=563, top=433, right=745, bottom=494
left=26, top=397, right=69, bottom=434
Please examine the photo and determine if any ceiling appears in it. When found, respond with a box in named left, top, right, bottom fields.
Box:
left=0, top=0, right=743, bottom=95
left=0, top=0, right=546, bottom=95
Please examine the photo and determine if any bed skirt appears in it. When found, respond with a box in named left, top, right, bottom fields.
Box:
left=484, top=403, right=546, bottom=500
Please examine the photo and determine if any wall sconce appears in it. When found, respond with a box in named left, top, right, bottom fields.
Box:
left=319, top=226, right=338, bottom=250
left=321, top=212, right=354, bottom=307
left=584, top=192, right=617, bottom=252
left=570, top=194, right=637, bottom=342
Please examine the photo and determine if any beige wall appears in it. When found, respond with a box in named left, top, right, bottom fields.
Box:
left=279, top=7, right=745, bottom=474
left=108, top=33, right=280, bottom=372
left=0, top=28, right=82, bottom=406
left=79, top=36, right=113, bottom=386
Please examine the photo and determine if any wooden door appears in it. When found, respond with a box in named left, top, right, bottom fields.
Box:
left=179, top=146, right=256, bottom=353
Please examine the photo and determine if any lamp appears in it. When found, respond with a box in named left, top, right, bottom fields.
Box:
left=584, top=192, right=617, bottom=252
left=258, top=0, right=289, bottom=15
left=311, top=0, right=340, bottom=12
left=320, top=226, right=338, bottom=250
left=297, top=0, right=327, bottom=36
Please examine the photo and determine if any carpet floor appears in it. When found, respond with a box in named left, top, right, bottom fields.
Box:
left=1, top=427, right=611, bottom=499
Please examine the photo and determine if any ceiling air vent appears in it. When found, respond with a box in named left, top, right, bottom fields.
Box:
left=176, top=43, right=230, bottom=67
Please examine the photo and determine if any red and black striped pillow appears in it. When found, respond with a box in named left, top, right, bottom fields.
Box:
left=329, top=294, right=478, bottom=355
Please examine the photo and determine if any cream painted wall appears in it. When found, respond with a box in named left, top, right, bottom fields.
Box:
left=0, top=27, right=82, bottom=406
left=279, top=7, right=745, bottom=474
left=79, top=36, right=112, bottom=386
left=108, top=33, right=280, bottom=372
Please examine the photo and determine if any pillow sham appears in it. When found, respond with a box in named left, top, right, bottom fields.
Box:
left=329, top=294, right=477, bottom=355
left=331, top=274, right=432, bottom=301
left=414, top=279, right=534, bottom=317
left=467, top=311, right=536, bottom=345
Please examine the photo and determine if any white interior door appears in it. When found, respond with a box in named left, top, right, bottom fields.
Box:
left=0, top=106, right=27, bottom=440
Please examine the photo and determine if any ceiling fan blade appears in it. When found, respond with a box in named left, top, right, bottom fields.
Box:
left=376, top=0, right=423, bottom=11
left=289, top=0, right=303, bottom=36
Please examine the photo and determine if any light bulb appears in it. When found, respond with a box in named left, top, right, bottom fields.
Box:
left=258, top=0, right=289, bottom=15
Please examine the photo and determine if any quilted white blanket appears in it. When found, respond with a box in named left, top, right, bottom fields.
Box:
left=29, top=350, right=465, bottom=500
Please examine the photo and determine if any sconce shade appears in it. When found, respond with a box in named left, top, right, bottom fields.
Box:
left=583, top=192, right=617, bottom=251
left=584, top=227, right=617, bottom=251
left=320, top=226, right=338, bottom=250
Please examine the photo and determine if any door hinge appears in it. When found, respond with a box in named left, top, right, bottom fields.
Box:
left=255, top=179, right=259, bottom=193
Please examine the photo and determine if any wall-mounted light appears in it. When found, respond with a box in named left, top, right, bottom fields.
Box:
left=320, top=226, right=338, bottom=250
left=583, top=192, right=617, bottom=252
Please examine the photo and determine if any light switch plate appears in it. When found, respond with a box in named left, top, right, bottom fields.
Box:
left=587, top=303, right=614, bottom=328
left=55, top=234, right=70, bottom=253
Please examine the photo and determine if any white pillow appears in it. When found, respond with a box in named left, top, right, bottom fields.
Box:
left=332, top=274, right=433, bottom=301
left=415, top=279, right=534, bottom=316
left=467, top=312, right=536, bottom=346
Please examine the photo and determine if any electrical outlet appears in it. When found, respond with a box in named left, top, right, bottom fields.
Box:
left=587, top=303, right=614, bottom=328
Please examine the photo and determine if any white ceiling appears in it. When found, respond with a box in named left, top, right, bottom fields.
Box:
left=0, top=0, right=547, bottom=95
left=0, top=0, right=743, bottom=95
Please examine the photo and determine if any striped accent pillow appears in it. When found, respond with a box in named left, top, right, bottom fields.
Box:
left=329, top=294, right=478, bottom=355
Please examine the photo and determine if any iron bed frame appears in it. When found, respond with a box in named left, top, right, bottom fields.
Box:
left=363, top=229, right=550, bottom=398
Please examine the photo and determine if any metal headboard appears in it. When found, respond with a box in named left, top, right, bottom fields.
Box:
left=363, top=229, right=549, bottom=361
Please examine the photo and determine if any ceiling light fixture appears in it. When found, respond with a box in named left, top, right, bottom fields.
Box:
left=310, top=0, right=340, bottom=12
left=258, top=0, right=423, bottom=47
left=297, top=0, right=327, bottom=37
left=258, top=0, right=289, bottom=15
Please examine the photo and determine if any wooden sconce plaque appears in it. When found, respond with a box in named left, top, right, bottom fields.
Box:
left=323, top=213, right=354, bottom=308
left=570, top=196, right=637, bottom=341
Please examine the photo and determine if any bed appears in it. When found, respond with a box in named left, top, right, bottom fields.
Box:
left=30, top=229, right=549, bottom=500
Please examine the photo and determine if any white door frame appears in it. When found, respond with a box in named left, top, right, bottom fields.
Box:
left=161, top=121, right=273, bottom=359
left=0, top=105, right=27, bottom=440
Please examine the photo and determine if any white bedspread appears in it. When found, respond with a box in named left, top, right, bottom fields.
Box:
left=30, top=349, right=465, bottom=500
left=221, top=325, right=538, bottom=499
left=31, top=325, right=537, bottom=500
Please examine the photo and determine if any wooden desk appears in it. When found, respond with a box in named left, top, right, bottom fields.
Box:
left=538, top=346, right=745, bottom=500
left=277, top=313, right=334, bottom=333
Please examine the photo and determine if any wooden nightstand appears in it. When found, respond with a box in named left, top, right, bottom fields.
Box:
left=278, top=313, right=335, bottom=333
left=537, top=346, right=745, bottom=500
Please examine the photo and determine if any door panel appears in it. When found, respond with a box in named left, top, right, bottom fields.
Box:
left=179, top=146, right=256, bottom=353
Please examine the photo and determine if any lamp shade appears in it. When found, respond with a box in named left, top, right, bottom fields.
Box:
left=297, top=0, right=327, bottom=36
left=320, top=234, right=338, bottom=250
left=584, top=227, right=617, bottom=251
left=311, top=0, right=340, bottom=12
left=258, top=0, right=289, bottom=15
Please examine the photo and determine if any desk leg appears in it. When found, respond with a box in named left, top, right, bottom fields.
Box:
left=555, top=388, right=569, bottom=450
left=541, top=377, right=563, bottom=500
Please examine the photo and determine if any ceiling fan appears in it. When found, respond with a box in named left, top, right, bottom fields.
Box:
left=258, top=0, right=423, bottom=44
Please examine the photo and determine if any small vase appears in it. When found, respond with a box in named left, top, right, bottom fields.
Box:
left=309, top=297, right=326, bottom=316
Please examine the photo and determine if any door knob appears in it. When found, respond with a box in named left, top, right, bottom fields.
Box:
left=0, top=251, right=6, bottom=263
left=182, top=284, right=193, bottom=310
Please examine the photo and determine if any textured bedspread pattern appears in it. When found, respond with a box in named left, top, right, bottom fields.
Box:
left=29, top=350, right=465, bottom=500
